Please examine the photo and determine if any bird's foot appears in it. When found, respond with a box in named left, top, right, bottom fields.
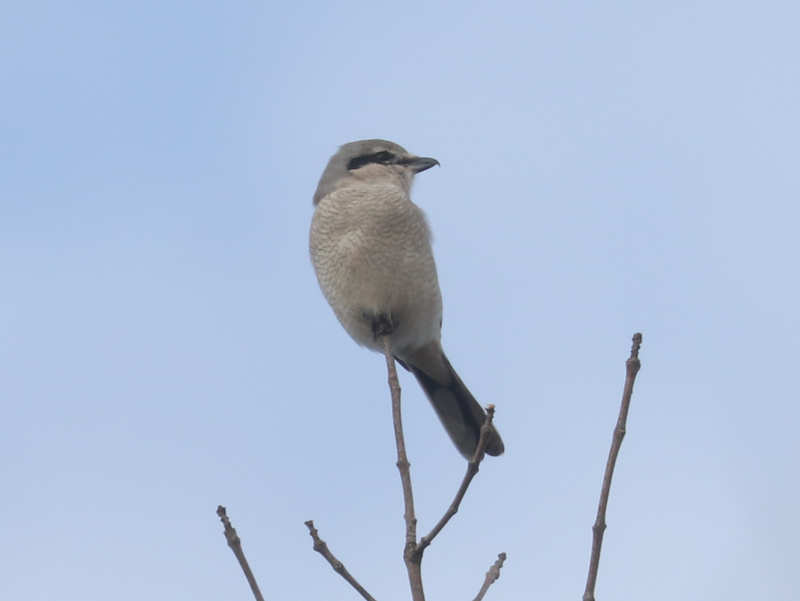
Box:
left=369, top=312, right=396, bottom=340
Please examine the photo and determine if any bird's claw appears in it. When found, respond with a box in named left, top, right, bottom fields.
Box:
left=370, top=313, right=395, bottom=339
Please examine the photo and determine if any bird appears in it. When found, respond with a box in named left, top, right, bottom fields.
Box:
left=309, top=139, right=503, bottom=459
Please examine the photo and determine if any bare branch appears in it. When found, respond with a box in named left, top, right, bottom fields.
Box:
left=216, top=505, right=265, bottom=601
left=304, top=520, right=378, bottom=601
left=582, top=333, right=643, bottom=601
left=381, top=336, right=418, bottom=546
left=472, top=552, right=507, bottom=601
left=415, top=406, right=496, bottom=557
left=380, top=336, right=425, bottom=601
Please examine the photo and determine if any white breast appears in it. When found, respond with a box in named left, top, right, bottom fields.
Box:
left=310, top=183, right=443, bottom=355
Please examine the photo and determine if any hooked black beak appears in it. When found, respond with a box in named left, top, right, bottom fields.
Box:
left=398, top=156, right=440, bottom=173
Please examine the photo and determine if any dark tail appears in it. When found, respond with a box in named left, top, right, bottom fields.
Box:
left=400, top=346, right=504, bottom=459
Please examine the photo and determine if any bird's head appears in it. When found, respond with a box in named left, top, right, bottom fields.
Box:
left=313, top=139, right=439, bottom=205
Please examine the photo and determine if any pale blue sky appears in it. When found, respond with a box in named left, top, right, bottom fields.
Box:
left=2, top=2, right=798, bottom=600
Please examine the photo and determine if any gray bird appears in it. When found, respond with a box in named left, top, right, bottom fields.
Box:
left=309, top=139, right=504, bottom=459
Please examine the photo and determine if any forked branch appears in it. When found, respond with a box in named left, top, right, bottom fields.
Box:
left=415, top=406, right=496, bottom=558
left=304, top=335, right=504, bottom=601
left=381, top=336, right=425, bottom=601
left=380, top=336, right=503, bottom=600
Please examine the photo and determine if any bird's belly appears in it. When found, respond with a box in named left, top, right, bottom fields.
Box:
left=320, top=239, right=441, bottom=353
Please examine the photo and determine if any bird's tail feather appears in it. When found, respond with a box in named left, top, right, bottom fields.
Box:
left=401, top=345, right=504, bottom=459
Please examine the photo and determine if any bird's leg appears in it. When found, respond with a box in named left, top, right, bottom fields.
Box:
left=364, top=311, right=409, bottom=369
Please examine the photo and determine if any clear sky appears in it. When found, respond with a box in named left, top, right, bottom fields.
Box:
left=2, top=2, right=798, bottom=600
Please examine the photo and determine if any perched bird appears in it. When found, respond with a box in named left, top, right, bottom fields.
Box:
left=309, top=139, right=503, bottom=459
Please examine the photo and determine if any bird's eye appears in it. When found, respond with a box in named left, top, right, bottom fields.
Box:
left=373, top=151, right=395, bottom=163
left=347, top=150, right=396, bottom=170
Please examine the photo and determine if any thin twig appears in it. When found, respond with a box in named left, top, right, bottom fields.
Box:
left=304, top=520, right=378, bottom=601
left=415, top=406, right=496, bottom=558
left=216, top=505, right=265, bottom=601
left=472, top=552, right=507, bottom=601
left=381, top=336, right=425, bottom=601
left=582, top=333, right=643, bottom=601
